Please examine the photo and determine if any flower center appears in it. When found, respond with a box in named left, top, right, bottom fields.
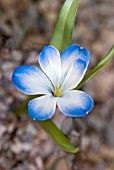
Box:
left=53, top=86, right=63, bottom=97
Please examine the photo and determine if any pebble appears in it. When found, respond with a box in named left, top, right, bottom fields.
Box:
left=35, top=156, right=44, bottom=170
left=26, top=124, right=37, bottom=136
left=1, top=62, right=15, bottom=72
left=10, top=141, right=23, bottom=154
left=11, top=50, right=23, bottom=62
left=61, top=117, right=73, bottom=135
left=0, top=124, right=7, bottom=138
left=54, top=159, right=69, bottom=170
left=0, top=101, right=8, bottom=111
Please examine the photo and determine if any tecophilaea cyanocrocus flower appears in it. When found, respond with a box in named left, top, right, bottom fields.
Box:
left=12, top=44, right=94, bottom=120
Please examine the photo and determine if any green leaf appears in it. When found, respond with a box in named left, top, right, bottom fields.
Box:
left=75, top=45, right=114, bottom=90
left=50, top=0, right=78, bottom=52
left=38, top=120, right=80, bottom=154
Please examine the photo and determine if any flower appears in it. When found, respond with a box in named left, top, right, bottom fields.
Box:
left=12, top=44, right=94, bottom=120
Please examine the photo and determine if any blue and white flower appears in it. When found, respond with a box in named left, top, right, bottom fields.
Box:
left=12, top=44, right=94, bottom=120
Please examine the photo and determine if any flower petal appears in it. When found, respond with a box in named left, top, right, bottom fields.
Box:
left=61, top=59, right=87, bottom=90
left=12, top=65, right=53, bottom=95
left=60, top=44, right=90, bottom=83
left=57, top=90, right=94, bottom=117
left=28, top=95, right=56, bottom=120
left=39, top=46, right=61, bottom=87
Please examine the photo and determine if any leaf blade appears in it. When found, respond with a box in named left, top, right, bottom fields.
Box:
left=50, top=0, right=78, bottom=52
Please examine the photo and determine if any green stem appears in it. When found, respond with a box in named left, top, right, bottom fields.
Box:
left=75, top=45, right=114, bottom=90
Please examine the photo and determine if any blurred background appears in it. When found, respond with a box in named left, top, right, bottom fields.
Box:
left=0, top=0, right=114, bottom=169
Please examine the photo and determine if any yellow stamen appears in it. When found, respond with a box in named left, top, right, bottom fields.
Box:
left=54, top=91, right=61, bottom=97
left=53, top=86, right=62, bottom=97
